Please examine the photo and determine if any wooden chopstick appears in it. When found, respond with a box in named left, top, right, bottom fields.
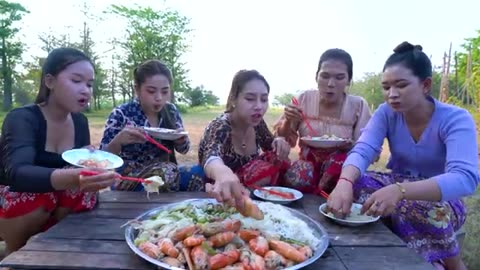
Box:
left=291, top=97, right=317, bottom=136
left=79, top=170, right=151, bottom=183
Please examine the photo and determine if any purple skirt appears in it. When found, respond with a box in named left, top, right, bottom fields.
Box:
left=354, top=172, right=466, bottom=263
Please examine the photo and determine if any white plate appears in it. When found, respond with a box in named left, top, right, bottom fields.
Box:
left=253, top=186, right=303, bottom=204
left=62, top=149, right=124, bottom=170
left=143, top=127, right=188, bottom=141
left=319, top=203, right=380, bottom=227
left=301, top=136, right=347, bottom=148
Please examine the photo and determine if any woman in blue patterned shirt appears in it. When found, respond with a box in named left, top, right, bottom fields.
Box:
left=100, top=60, right=204, bottom=192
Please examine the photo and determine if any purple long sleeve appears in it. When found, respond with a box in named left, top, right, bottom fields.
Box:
left=343, top=98, right=479, bottom=201
left=434, top=108, right=479, bottom=201
left=343, top=103, right=389, bottom=174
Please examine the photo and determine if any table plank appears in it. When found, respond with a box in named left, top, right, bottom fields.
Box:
left=1, top=251, right=155, bottom=270
left=334, top=247, right=435, bottom=270
left=43, top=217, right=128, bottom=240
left=15, top=238, right=346, bottom=270
left=2, top=249, right=345, bottom=270
left=22, top=238, right=131, bottom=254
left=99, top=191, right=209, bottom=203
left=302, top=195, right=406, bottom=247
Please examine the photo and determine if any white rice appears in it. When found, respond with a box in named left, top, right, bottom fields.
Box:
left=231, top=202, right=321, bottom=249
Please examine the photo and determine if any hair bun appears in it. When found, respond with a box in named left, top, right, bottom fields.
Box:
left=393, top=41, right=423, bottom=53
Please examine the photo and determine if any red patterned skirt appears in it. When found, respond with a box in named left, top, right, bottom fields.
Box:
left=0, top=185, right=97, bottom=231
left=281, top=146, right=347, bottom=194
left=235, top=151, right=290, bottom=187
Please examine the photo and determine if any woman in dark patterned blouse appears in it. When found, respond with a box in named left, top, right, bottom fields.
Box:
left=100, top=60, right=204, bottom=192
left=0, top=48, right=118, bottom=254
left=199, top=70, right=291, bottom=207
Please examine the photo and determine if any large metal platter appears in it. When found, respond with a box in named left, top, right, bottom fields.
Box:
left=125, top=198, right=330, bottom=270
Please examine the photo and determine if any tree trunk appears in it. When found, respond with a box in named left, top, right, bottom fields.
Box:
left=2, top=37, right=13, bottom=111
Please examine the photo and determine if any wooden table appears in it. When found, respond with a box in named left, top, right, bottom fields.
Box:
left=0, top=191, right=435, bottom=270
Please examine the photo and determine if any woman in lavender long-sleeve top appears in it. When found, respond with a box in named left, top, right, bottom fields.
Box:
left=327, top=41, right=479, bottom=270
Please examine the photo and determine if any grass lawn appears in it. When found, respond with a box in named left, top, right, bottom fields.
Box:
left=0, top=106, right=479, bottom=268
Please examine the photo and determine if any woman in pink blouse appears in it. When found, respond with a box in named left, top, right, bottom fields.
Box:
left=274, top=49, right=371, bottom=194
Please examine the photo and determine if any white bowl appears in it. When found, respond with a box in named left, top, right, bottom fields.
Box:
left=143, top=127, right=188, bottom=141
left=62, top=149, right=124, bottom=170
left=253, top=186, right=303, bottom=205
left=300, top=136, right=347, bottom=148
left=319, top=203, right=380, bottom=227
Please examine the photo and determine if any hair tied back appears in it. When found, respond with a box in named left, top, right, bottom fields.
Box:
left=393, top=41, right=423, bottom=54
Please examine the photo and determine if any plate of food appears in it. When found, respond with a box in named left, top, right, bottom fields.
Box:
left=253, top=186, right=303, bottom=205
left=300, top=135, right=347, bottom=148
left=143, top=127, right=188, bottom=141
left=124, top=198, right=329, bottom=270
left=62, top=149, right=124, bottom=170
left=318, top=203, right=380, bottom=227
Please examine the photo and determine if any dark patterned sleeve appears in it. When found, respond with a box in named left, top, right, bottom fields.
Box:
left=169, top=104, right=190, bottom=154
left=0, top=108, right=55, bottom=192
left=256, top=119, right=274, bottom=152
left=198, top=118, right=231, bottom=168
left=99, top=108, right=126, bottom=150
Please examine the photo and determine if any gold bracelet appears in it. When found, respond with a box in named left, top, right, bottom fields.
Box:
left=395, top=182, right=406, bottom=199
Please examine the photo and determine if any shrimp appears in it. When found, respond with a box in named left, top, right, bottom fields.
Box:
left=264, top=250, right=287, bottom=270
left=298, top=245, right=313, bottom=258
left=238, top=229, right=260, bottom=242
left=248, top=236, right=269, bottom=256
left=200, top=219, right=242, bottom=236
left=240, top=248, right=265, bottom=270
left=183, top=235, right=206, bottom=247
left=158, top=238, right=179, bottom=258
left=209, top=249, right=241, bottom=270
left=191, top=245, right=209, bottom=270
left=162, top=257, right=184, bottom=268
left=182, top=247, right=195, bottom=270
left=208, top=231, right=236, bottom=248
left=177, top=251, right=187, bottom=265
left=172, top=224, right=197, bottom=241
left=219, top=263, right=246, bottom=270
left=223, top=219, right=242, bottom=232
left=268, top=240, right=306, bottom=263
left=138, top=242, right=161, bottom=259
left=238, top=198, right=264, bottom=220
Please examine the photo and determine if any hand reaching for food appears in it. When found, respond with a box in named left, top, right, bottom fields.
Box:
left=206, top=176, right=263, bottom=220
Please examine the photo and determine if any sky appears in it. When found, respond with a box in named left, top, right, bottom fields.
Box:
left=13, top=0, right=480, bottom=104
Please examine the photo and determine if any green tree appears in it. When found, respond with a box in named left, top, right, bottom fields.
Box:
left=0, top=0, right=28, bottom=111
left=108, top=5, right=193, bottom=103
left=182, top=85, right=219, bottom=107
left=455, top=29, right=480, bottom=107
left=350, top=72, right=384, bottom=110
left=273, top=93, right=294, bottom=107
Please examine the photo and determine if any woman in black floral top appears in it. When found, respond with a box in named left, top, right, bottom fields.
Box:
left=199, top=70, right=291, bottom=207
left=100, top=60, right=204, bottom=192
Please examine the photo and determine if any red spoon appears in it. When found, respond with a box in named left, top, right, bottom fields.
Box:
left=79, top=170, right=152, bottom=184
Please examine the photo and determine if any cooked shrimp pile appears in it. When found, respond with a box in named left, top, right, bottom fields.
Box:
left=131, top=202, right=317, bottom=270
